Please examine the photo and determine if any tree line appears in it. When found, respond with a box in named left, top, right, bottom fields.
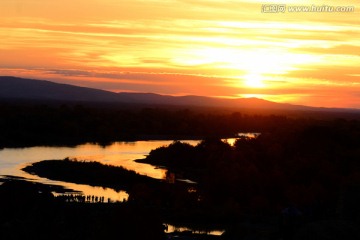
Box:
left=1, top=102, right=359, bottom=148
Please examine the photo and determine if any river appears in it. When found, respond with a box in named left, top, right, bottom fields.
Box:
left=0, top=135, right=252, bottom=201
left=0, top=136, right=261, bottom=236
left=0, top=140, right=203, bottom=201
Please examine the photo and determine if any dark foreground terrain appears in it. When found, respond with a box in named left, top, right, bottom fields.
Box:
left=20, top=121, right=360, bottom=239
left=0, top=180, right=165, bottom=240
left=1, top=99, right=360, bottom=239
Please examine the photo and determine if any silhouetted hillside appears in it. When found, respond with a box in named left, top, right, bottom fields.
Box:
left=0, top=76, right=348, bottom=112
left=0, top=76, right=121, bottom=102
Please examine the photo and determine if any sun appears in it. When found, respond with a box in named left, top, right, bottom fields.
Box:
left=172, top=46, right=321, bottom=92
left=244, top=72, right=265, bottom=88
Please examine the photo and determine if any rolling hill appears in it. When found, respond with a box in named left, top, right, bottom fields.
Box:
left=0, top=76, right=354, bottom=112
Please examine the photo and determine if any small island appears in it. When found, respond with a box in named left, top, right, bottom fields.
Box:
left=22, top=158, right=160, bottom=192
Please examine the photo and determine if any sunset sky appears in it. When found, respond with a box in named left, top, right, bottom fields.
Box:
left=0, top=0, right=359, bottom=108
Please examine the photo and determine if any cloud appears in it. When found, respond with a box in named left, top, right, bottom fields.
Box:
left=0, top=0, right=360, bottom=108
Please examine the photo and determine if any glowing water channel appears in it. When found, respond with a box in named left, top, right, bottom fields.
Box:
left=0, top=140, right=199, bottom=201
left=0, top=135, right=255, bottom=201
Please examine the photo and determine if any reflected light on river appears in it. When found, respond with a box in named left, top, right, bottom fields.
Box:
left=73, top=142, right=168, bottom=179
left=223, top=138, right=237, bottom=146
left=45, top=179, right=129, bottom=203
left=222, top=133, right=260, bottom=146
left=0, top=140, right=200, bottom=201
left=165, top=224, right=225, bottom=236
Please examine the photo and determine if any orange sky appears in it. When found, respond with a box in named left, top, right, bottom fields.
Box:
left=0, top=0, right=359, bottom=108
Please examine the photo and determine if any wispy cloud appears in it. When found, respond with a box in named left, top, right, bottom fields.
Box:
left=0, top=0, right=360, bottom=108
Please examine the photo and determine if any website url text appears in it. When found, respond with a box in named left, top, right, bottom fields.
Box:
left=261, top=4, right=355, bottom=13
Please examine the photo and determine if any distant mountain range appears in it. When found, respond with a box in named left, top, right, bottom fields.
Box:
left=0, top=76, right=356, bottom=112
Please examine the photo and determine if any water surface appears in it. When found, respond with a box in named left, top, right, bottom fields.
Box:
left=0, top=140, right=200, bottom=201
left=0, top=136, right=254, bottom=201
